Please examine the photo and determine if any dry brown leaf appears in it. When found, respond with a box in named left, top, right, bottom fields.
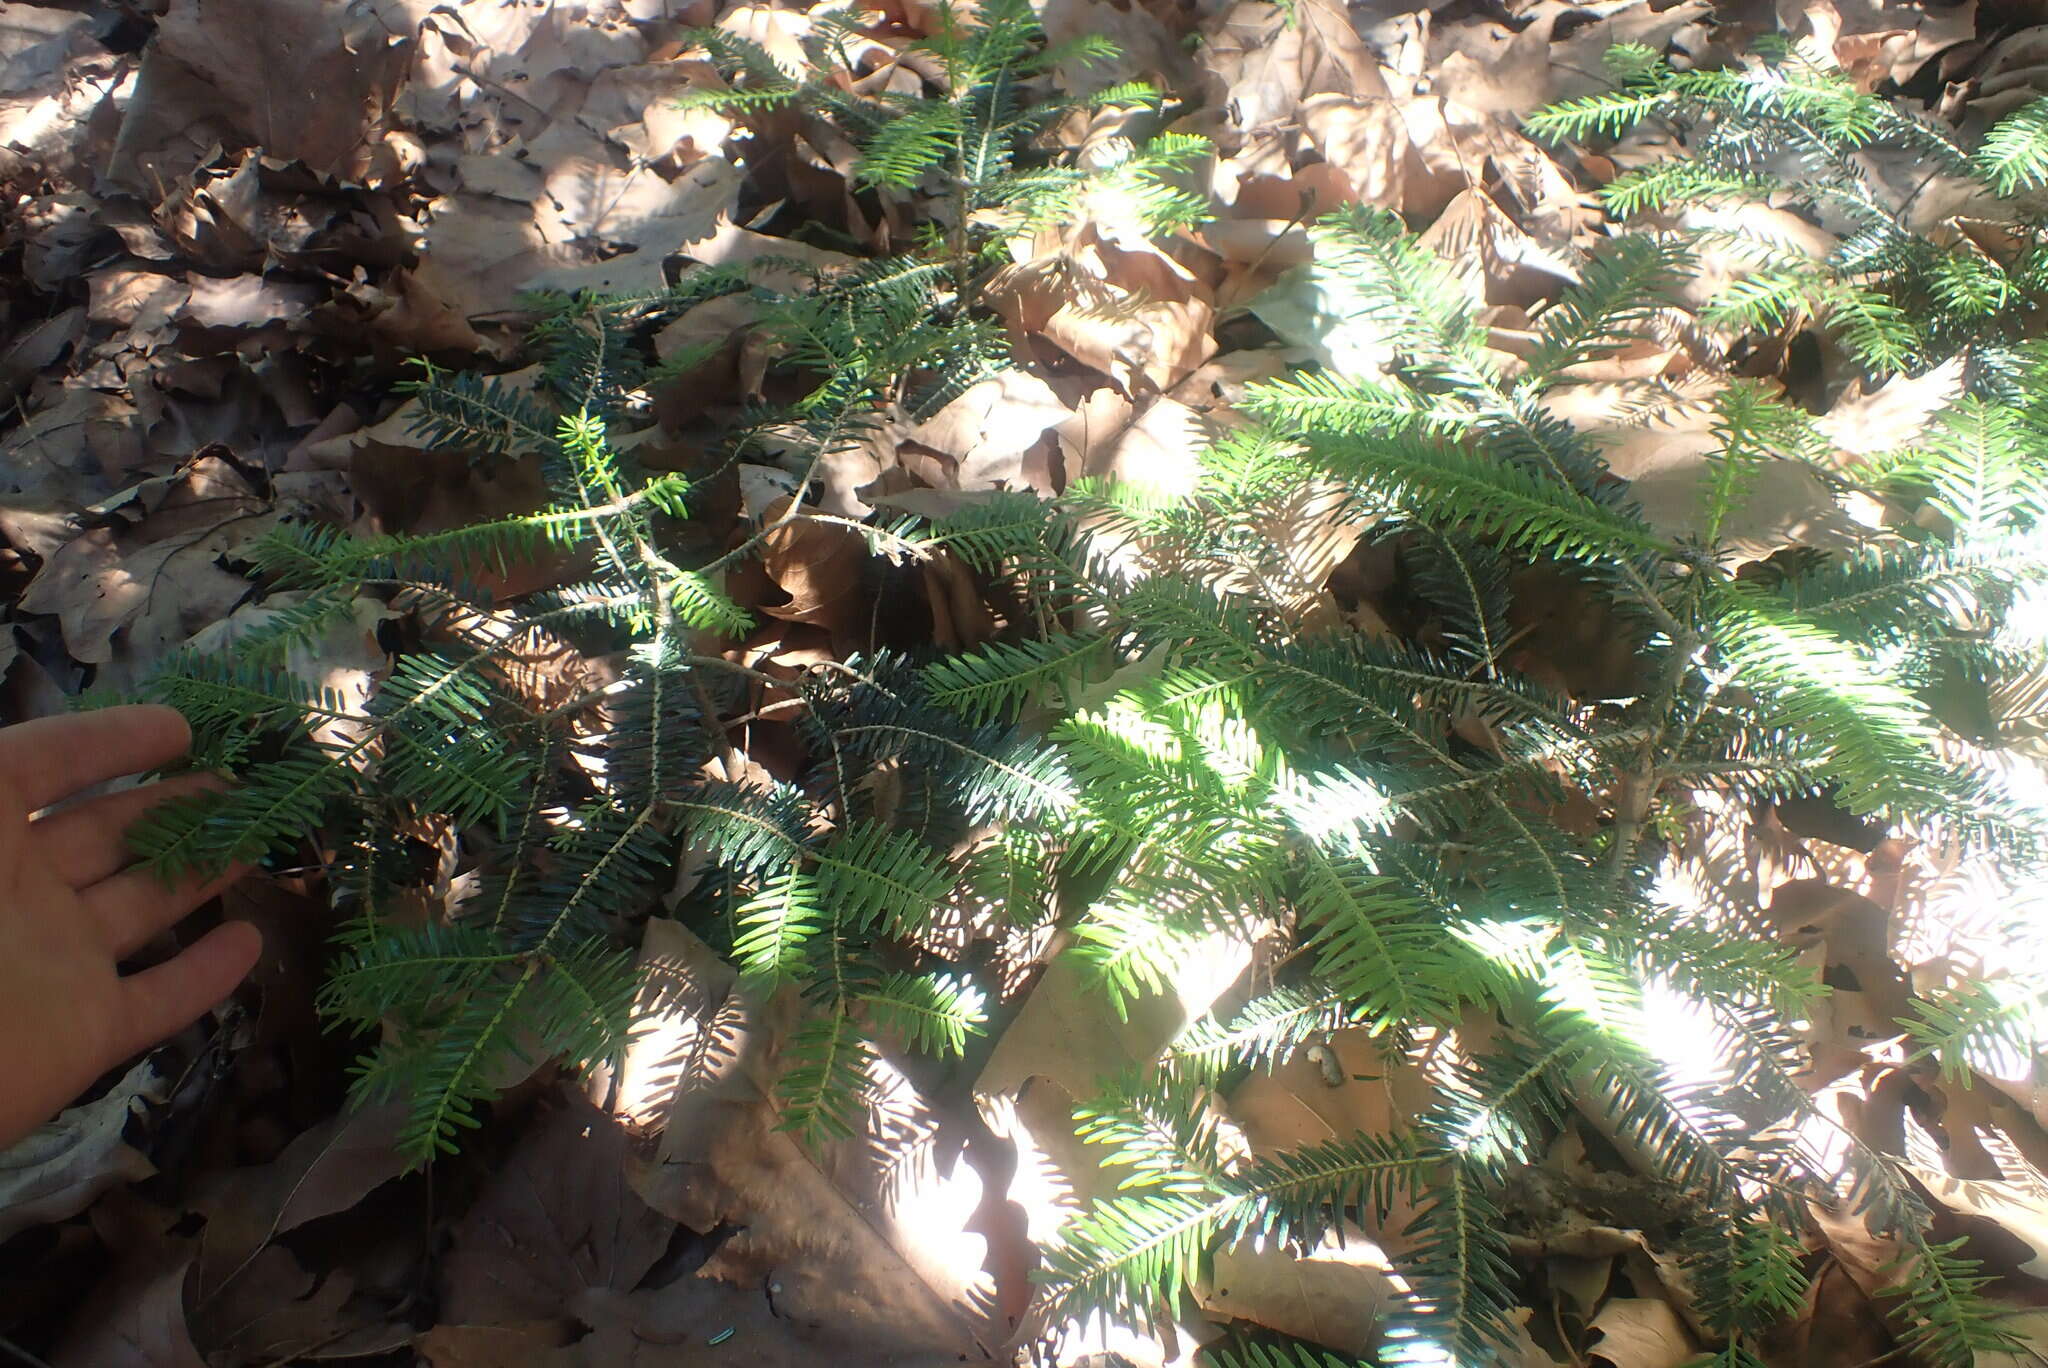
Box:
left=1200, top=1239, right=1395, bottom=1355
left=1542, top=379, right=1874, bottom=564
left=177, top=273, right=322, bottom=330
left=911, top=371, right=1077, bottom=493
left=619, top=924, right=1004, bottom=1357
left=187, top=1103, right=408, bottom=1301
left=1042, top=292, right=1217, bottom=396
left=1056, top=389, right=1210, bottom=494
left=49, top=1252, right=204, bottom=1368
left=1040, top=0, right=1197, bottom=96
left=1428, top=11, right=1558, bottom=118
left=17, top=454, right=271, bottom=665
left=1793, top=0, right=1979, bottom=91
left=188, top=1244, right=390, bottom=1364
left=441, top=1097, right=677, bottom=1327
left=1202, top=0, right=1389, bottom=138
left=716, top=3, right=813, bottom=75
left=0, top=305, right=84, bottom=405
left=400, top=155, right=740, bottom=349
left=673, top=217, right=861, bottom=292
left=614, top=918, right=750, bottom=1144
left=1419, top=188, right=1578, bottom=310
left=1909, top=1167, right=2048, bottom=1280
left=1588, top=1296, right=1698, bottom=1368
left=415, top=1325, right=578, bottom=1368
left=756, top=500, right=869, bottom=638
left=923, top=549, right=998, bottom=651
left=1299, top=94, right=1410, bottom=209
left=1815, top=356, right=1965, bottom=460
left=110, top=0, right=409, bottom=190
left=652, top=291, right=757, bottom=366
left=85, top=269, right=189, bottom=334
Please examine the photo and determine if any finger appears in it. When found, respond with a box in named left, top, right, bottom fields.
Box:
left=117, top=921, right=262, bottom=1059
left=32, top=773, right=225, bottom=889
left=84, top=862, right=248, bottom=959
left=0, top=706, right=192, bottom=814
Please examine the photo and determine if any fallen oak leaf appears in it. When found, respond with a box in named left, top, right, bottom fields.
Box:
left=1908, top=1167, right=2048, bottom=1283
left=1587, top=1295, right=1698, bottom=1368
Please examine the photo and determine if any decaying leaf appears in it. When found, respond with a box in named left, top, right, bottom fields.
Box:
left=0, top=1057, right=161, bottom=1243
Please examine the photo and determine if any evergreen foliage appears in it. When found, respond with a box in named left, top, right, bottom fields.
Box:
left=911, top=207, right=2048, bottom=1363
left=127, top=0, right=1193, bottom=1161
left=1528, top=41, right=2048, bottom=385
left=118, top=10, right=2048, bottom=1366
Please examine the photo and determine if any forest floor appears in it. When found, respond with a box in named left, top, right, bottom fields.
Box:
left=1, top=0, right=2047, bottom=1365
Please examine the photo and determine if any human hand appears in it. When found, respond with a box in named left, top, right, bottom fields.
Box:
left=0, top=705, right=260, bottom=1149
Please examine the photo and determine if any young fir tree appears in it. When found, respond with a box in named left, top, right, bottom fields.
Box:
left=119, top=12, right=2048, bottom=1367
left=1527, top=40, right=2048, bottom=390
left=913, top=211, right=2048, bottom=1365
left=127, top=0, right=1199, bottom=1159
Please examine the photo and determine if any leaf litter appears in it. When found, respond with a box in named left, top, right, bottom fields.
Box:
left=0, top=0, right=2045, bottom=1365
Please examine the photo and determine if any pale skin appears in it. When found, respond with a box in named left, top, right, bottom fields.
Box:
left=0, top=705, right=259, bottom=1149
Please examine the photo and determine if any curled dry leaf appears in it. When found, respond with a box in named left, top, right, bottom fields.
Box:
left=756, top=497, right=870, bottom=638
left=0, top=1056, right=161, bottom=1244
